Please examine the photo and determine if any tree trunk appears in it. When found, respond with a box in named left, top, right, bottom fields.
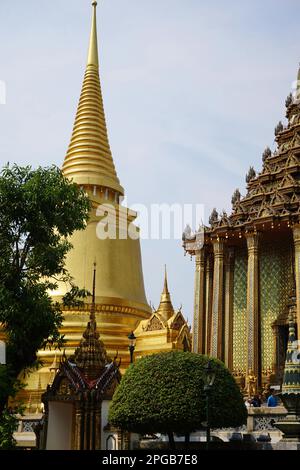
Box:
left=168, top=432, right=175, bottom=449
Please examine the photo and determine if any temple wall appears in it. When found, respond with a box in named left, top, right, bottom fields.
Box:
left=232, top=248, right=247, bottom=375
left=259, top=237, right=293, bottom=375
left=46, top=402, right=73, bottom=450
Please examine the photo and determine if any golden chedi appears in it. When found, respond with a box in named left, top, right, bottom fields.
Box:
left=23, top=1, right=151, bottom=399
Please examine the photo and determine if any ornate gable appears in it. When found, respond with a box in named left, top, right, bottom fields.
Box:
left=146, top=315, right=165, bottom=332
left=170, top=312, right=186, bottom=331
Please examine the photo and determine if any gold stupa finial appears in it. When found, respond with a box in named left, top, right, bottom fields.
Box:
left=163, top=264, right=169, bottom=294
left=91, top=261, right=97, bottom=321
left=87, top=1, right=99, bottom=67
left=62, top=1, right=124, bottom=195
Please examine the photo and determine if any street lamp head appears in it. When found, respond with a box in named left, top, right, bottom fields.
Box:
left=128, top=331, right=136, bottom=346
left=128, top=331, right=136, bottom=364
left=204, top=360, right=216, bottom=387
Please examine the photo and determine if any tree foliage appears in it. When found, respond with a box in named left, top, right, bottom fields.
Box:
left=0, top=365, right=24, bottom=449
left=0, top=407, right=19, bottom=450
left=0, top=164, right=90, bottom=392
left=109, top=352, right=247, bottom=436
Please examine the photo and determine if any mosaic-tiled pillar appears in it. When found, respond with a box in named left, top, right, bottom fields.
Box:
left=192, top=249, right=206, bottom=353
left=293, top=224, right=300, bottom=338
left=205, top=252, right=214, bottom=355
left=211, top=239, right=224, bottom=359
left=224, top=247, right=235, bottom=369
left=246, top=232, right=260, bottom=386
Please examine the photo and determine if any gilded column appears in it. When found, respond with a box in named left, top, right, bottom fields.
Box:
left=211, top=239, right=224, bottom=359
left=246, top=232, right=260, bottom=387
left=192, top=249, right=206, bottom=353
left=224, top=247, right=235, bottom=369
left=205, top=252, right=213, bottom=355
left=293, top=225, right=300, bottom=337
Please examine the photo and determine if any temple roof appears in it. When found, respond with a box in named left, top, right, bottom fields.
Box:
left=62, top=1, right=124, bottom=195
left=183, top=64, right=300, bottom=249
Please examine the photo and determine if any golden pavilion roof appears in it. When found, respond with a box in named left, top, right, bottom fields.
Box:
left=136, top=267, right=191, bottom=335
left=62, top=1, right=124, bottom=195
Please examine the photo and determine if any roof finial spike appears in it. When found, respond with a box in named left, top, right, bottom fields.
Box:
left=156, top=265, right=174, bottom=321
left=163, top=264, right=169, bottom=294
left=87, top=1, right=99, bottom=67
left=91, top=262, right=97, bottom=321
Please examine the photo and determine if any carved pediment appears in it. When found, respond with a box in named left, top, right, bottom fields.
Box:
left=291, top=132, right=300, bottom=148
left=270, top=191, right=289, bottom=206
left=170, top=312, right=186, bottom=331
left=233, top=218, right=245, bottom=227
left=290, top=192, right=300, bottom=204
left=146, top=315, right=165, bottom=332
left=257, top=202, right=277, bottom=219
left=278, top=174, right=297, bottom=190
left=285, top=154, right=299, bottom=168
left=278, top=141, right=291, bottom=153
left=261, top=163, right=271, bottom=174
left=280, top=208, right=291, bottom=216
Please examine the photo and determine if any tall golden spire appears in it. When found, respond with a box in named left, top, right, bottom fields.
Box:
left=156, top=266, right=175, bottom=321
left=62, top=1, right=124, bottom=195
left=87, top=2, right=99, bottom=67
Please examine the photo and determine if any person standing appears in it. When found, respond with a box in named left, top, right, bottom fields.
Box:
left=267, top=389, right=278, bottom=407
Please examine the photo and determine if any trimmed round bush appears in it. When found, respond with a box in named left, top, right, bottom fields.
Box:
left=109, top=351, right=247, bottom=435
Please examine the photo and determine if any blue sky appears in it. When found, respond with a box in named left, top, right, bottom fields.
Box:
left=0, top=0, right=300, bottom=323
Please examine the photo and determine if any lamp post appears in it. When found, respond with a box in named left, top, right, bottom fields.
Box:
left=128, top=331, right=136, bottom=364
left=204, top=360, right=216, bottom=450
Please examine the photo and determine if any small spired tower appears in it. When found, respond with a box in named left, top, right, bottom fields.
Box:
left=275, top=312, right=300, bottom=445
left=42, top=265, right=121, bottom=450
left=43, top=1, right=151, bottom=372
left=134, top=267, right=192, bottom=357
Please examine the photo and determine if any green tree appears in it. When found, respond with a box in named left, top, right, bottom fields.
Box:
left=0, top=408, right=19, bottom=450
left=0, top=164, right=90, bottom=412
left=109, top=352, right=247, bottom=447
left=0, top=365, right=24, bottom=449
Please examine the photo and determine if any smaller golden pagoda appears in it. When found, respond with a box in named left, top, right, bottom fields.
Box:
left=134, top=268, right=192, bottom=357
